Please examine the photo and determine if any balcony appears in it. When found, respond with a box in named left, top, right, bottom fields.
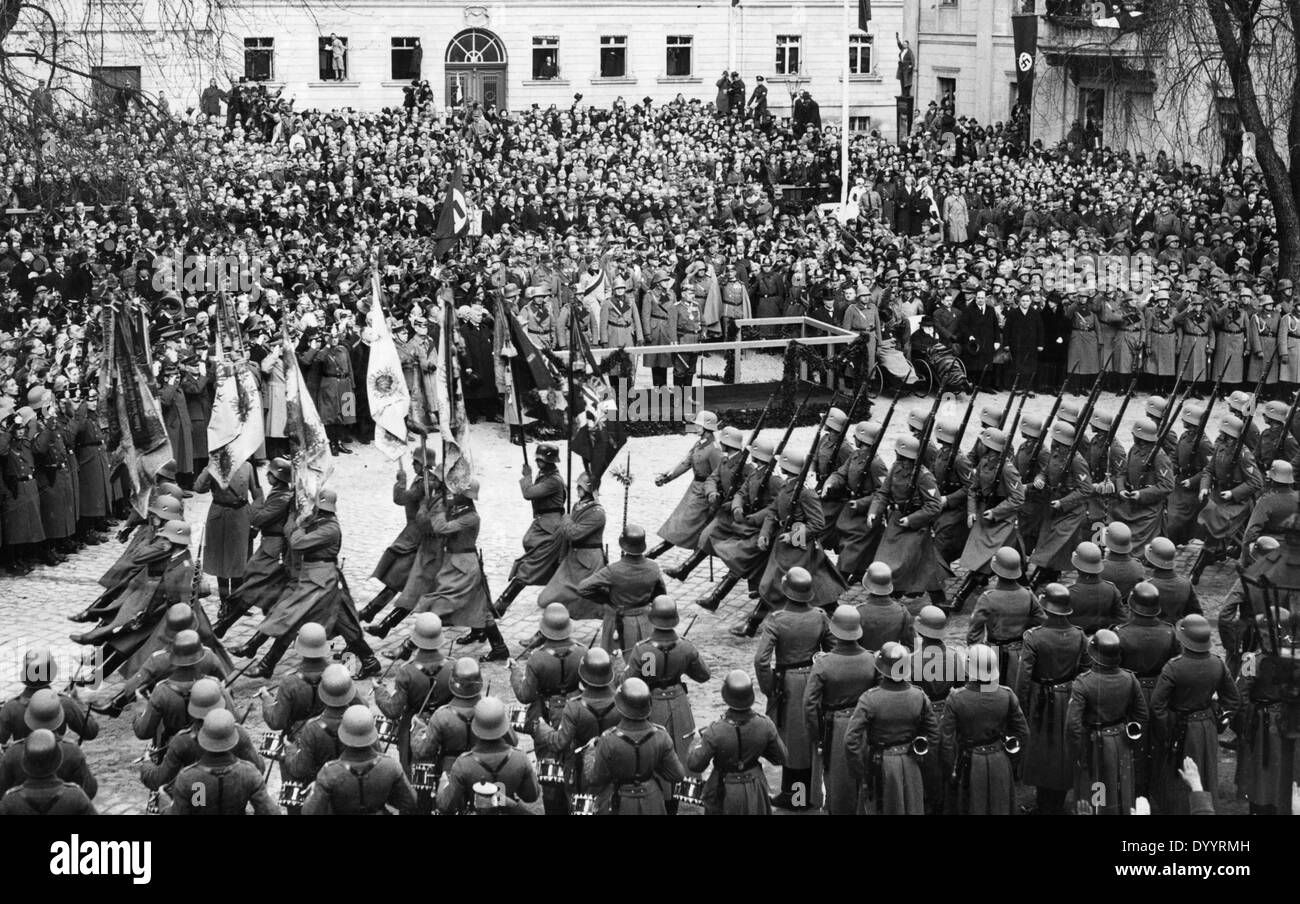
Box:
left=1035, top=1, right=1151, bottom=62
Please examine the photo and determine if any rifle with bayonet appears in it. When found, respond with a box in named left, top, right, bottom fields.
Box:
left=984, top=391, right=1027, bottom=508
left=997, top=375, right=1022, bottom=429
left=899, top=392, right=943, bottom=518
left=1217, top=346, right=1278, bottom=492
left=782, top=402, right=834, bottom=534
left=748, top=385, right=815, bottom=515
left=1156, top=353, right=1194, bottom=438
left=732, top=389, right=779, bottom=481
left=1051, top=363, right=1109, bottom=494
left=1023, top=363, right=1079, bottom=484
left=815, top=379, right=873, bottom=493
left=1180, top=361, right=1230, bottom=486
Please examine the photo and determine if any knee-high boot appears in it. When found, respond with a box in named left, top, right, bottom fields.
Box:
left=665, top=549, right=708, bottom=582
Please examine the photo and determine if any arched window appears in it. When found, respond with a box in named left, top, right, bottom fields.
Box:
left=445, top=29, right=506, bottom=65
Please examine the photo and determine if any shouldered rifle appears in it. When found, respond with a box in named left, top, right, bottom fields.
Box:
left=751, top=385, right=815, bottom=512
left=189, top=524, right=207, bottom=605
left=816, top=379, right=872, bottom=492
left=1157, top=353, right=1194, bottom=437
left=997, top=375, right=1022, bottom=429
left=732, top=389, right=779, bottom=479
left=1183, top=361, right=1229, bottom=482
left=1143, top=395, right=1187, bottom=475
left=901, top=393, right=943, bottom=514
left=1024, top=364, right=1078, bottom=484
left=1276, top=390, right=1300, bottom=462
left=987, top=391, right=1027, bottom=504
left=1053, top=368, right=1108, bottom=493
left=947, top=364, right=988, bottom=460
left=783, top=400, right=834, bottom=531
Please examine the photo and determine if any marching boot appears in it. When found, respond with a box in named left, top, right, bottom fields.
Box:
left=211, top=606, right=247, bottom=640
left=729, top=603, right=768, bottom=637
left=1190, top=545, right=1212, bottom=586
left=358, top=588, right=395, bottom=624
left=230, top=632, right=270, bottom=660
left=349, top=640, right=382, bottom=679
left=696, top=573, right=740, bottom=612
left=366, top=607, right=409, bottom=640
left=248, top=636, right=291, bottom=679
left=770, top=768, right=812, bottom=810
left=479, top=623, right=510, bottom=663
left=645, top=541, right=674, bottom=560
left=492, top=579, right=526, bottom=618
left=947, top=572, right=985, bottom=613
left=455, top=627, right=487, bottom=646
left=666, top=549, right=708, bottom=582
left=68, top=605, right=101, bottom=623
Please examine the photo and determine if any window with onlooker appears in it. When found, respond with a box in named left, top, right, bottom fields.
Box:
left=244, top=37, right=274, bottom=82
left=666, top=35, right=693, bottom=77
left=775, top=35, right=802, bottom=76
left=849, top=34, right=873, bottom=75
left=319, top=35, right=348, bottom=81
left=600, top=35, right=627, bottom=78
left=392, top=37, right=422, bottom=80
left=533, top=36, right=560, bottom=79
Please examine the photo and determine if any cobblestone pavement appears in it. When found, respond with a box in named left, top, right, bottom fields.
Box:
left=0, top=388, right=1249, bottom=814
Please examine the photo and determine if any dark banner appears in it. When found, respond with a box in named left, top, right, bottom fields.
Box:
left=1012, top=14, right=1038, bottom=105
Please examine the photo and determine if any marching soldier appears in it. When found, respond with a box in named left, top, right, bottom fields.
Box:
left=491, top=443, right=566, bottom=619
left=688, top=670, right=788, bottom=815
left=855, top=562, right=915, bottom=652
left=283, top=663, right=356, bottom=797
left=0, top=647, right=98, bottom=744
left=1241, top=460, right=1298, bottom=555
left=1255, top=401, right=1299, bottom=465
left=1112, top=418, right=1174, bottom=550
left=532, top=647, right=620, bottom=806
left=1099, top=522, right=1145, bottom=600
left=509, top=603, right=585, bottom=815
left=649, top=410, right=722, bottom=560
left=939, top=644, right=1029, bottom=816
left=803, top=605, right=876, bottom=815
left=623, top=595, right=710, bottom=814
left=1144, top=536, right=1202, bottom=622
left=302, top=705, right=418, bottom=815
left=1015, top=415, right=1051, bottom=558
left=676, top=425, right=747, bottom=581
left=587, top=678, right=686, bottom=815
left=844, top=642, right=939, bottom=816
left=0, top=729, right=97, bottom=815
left=1166, top=404, right=1212, bottom=544
left=436, top=697, right=540, bottom=815
left=578, top=525, right=666, bottom=653
left=755, top=568, right=832, bottom=810
left=1192, top=415, right=1263, bottom=584
left=140, top=678, right=260, bottom=792
left=1016, top=583, right=1088, bottom=815
left=0, top=689, right=97, bottom=799
left=1066, top=629, right=1149, bottom=815
left=358, top=451, right=429, bottom=625
left=373, top=613, right=453, bottom=773
left=1027, top=420, right=1092, bottom=588
left=1149, top=614, right=1240, bottom=815
left=1234, top=607, right=1297, bottom=814
left=966, top=548, right=1045, bottom=689
left=1083, top=408, right=1125, bottom=526
left=1116, top=581, right=1180, bottom=796
left=1064, top=542, right=1125, bottom=635
left=824, top=421, right=889, bottom=583
left=698, top=435, right=780, bottom=611
left=413, top=480, right=492, bottom=656
left=1227, top=390, right=1262, bottom=452
left=813, top=407, right=852, bottom=498
left=867, top=436, right=951, bottom=609
left=953, top=427, right=1024, bottom=610
left=538, top=472, right=608, bottom=612
left=165, top=710, right=280, bottom=815
left=214, top=457, right=294, bottom=637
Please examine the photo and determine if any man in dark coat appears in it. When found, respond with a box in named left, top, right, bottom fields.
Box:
left=959, top=289, right=1001, bottom=389
left=1003, top=294, right=1044, bottom=391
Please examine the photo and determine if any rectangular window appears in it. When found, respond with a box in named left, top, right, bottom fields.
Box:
left=940, top=0, right=959, bottom=6
left=775, top=35, right=801, bottom=76
left=319, top=36, right=348, bottom=81
left=938, top=76, right=956, bottom=105
left=848, top=34, right=873, bottom=75
left=600, top=35, right=627, bottom=78
left=849, top=116, right=874, bottom=132
left=244, top=37, right=274, bottom=82
left=391, top=37, right=420, bottom=80
left=665, top=35, right=693, bottom=77
left=532, top=36, right=560, bottom=79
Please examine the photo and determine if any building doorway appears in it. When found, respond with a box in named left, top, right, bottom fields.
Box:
left=445, top=28, right=507, bottom=111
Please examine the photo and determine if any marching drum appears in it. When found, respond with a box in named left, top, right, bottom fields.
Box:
left=255, top=730, right=286, bottom=761
left=509, top=705, right=528, bottom=733
left=375, top=716, right=399, bottom=746
left=673, top=777, right=704, bottom=807
left=145, top=790, right=162, bottom=815
left=410, top=761, right=439, bottom=791
left=537, top=758, right=566, bottom=786
left=570, top=793, right=598, bottom=815
left=278, top=780, right=310, bottom=808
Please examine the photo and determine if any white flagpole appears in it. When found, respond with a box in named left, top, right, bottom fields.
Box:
left=840, top=0, right=851, bottom=206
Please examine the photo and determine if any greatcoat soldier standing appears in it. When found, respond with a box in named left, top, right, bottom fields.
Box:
left=939, top=644, right=1029, bottom=815
left=803, top=605, right=876, bottom=815
left=1066, top=629, right=1149, bottom=815
left=688, top=671, right=788, bottom=815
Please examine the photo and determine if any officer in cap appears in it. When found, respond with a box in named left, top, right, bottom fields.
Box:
left=533, top=647, right=621, bottom=803
left=0, top=689, right=97, bottom=798
left=578, top=524, right=667, bottom=652
left=1018, top=582, right=1087, bottom=815
left=1066, top=629, right=1148, bottom=814
left=1149, top=614, right=1239, bottom=814
left=844, top=641, right=938, bottom=815
left=0, top=729, right=96, bottom=815
left=493, top=443, right=567, bottom=617
left=1063, top=541, right=1125, bottom=635
left=588, top=677, right=686, bottom=815
left=939, top=644, right=1029, bottom=815
left=436, top=697, right=540, bottom=814
left=754, top=567, right=831, bottom=808
left=509, top=602, right=586, bottom=814
left=132, top=630, right=207, bottom=746
left=303, top=705, right=417, bottom=815
left=649, top=409, right=722, bottom=560
left=374, top=613, right=454, bottom=773
left=141, top=678, right=261, bottom=791
left=0, top=647, right=98, bottom=744
left=688, top=670, right=788, bottom=815
left=166, top=710, right=280, bottom=814
left=803, top=605, right=875, bottom=814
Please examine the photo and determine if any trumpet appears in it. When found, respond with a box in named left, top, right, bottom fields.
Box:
left=1003, top=735, right=1021, bottom=755
left=1126, top=721, right=1144, bottom=742
left=911, top=736, right=929, bottom=757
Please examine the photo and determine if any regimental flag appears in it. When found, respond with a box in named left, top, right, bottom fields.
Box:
left=1012, top=13, right=1038, bottom=106
left=434, top=287, right=473, bottom=492
left=433, top=168, right=469, bottom=260
left=502, top=302, right=566, bottom=426
left=206, top=331, right=265, bottom=488
left=858, top=0, right=871, bottom=31
left=364, top=271, right=411, bottom=459
left=106, top=308, right=173, bottom=517
left=568, top=319, right=625, bottom=484
left=282, top=320, right=332, bottom=515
